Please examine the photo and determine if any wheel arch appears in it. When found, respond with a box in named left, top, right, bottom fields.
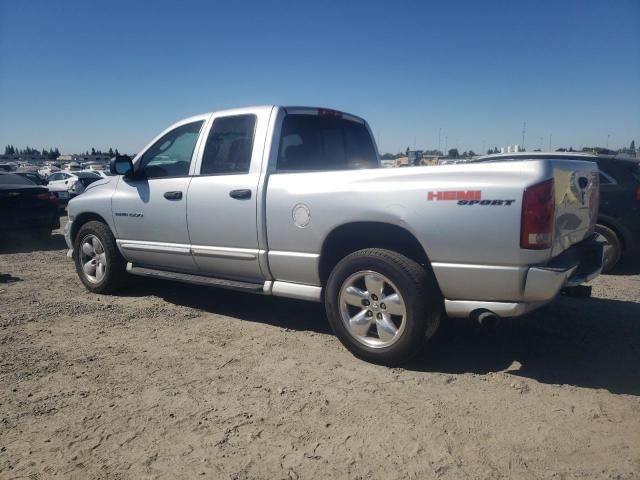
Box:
left=318, top=221, right=436, bottom=286
left=597, top=214, right=630, bottom=252
left=71, top=212, right=111, bottom=245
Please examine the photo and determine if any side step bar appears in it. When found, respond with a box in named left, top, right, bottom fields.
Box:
left=127, top=264, right=265, bottom=293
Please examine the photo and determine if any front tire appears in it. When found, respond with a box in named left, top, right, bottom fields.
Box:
left=324, top=248, right=442, bottom=365
left=74, top=221, right=127, bottom=294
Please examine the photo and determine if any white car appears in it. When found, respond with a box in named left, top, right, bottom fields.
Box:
left=47, top=171, right=102, bottom=203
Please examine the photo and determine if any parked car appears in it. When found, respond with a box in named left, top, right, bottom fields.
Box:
left=64, top=106, right=602, bottom=364
left=38, top=165, right=61, bottom=177
left=14, top=169, right=49, bottom=186
left=47, top=170, right=102, bottom=195
left=475, top=152, right=640, bottom=271
left=0, top=172, right=60, bottom=240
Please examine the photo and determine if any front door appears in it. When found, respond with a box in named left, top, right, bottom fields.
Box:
left=112, top=119, right=205, bottom=271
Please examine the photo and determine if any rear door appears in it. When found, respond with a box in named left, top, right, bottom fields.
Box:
left=112, top=117, right=206, bottom=271
left=186, top=108, right=271, bottom=282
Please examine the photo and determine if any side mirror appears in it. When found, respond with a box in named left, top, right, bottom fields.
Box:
left=110, top=155, right=134, bottom=177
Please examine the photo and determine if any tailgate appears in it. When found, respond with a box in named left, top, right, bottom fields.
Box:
left=550, top=159, right=599, bottom=256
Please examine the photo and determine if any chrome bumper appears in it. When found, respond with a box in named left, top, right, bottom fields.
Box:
left=445, top=238, right=603, bottom=318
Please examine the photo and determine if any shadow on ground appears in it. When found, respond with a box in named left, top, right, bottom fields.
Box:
left=413, top=295, right=640, bottom=396
left=121, top=278, right=640, bottom=396
left=123, top=277, right=332, bottom=335
left=607, top=257, right=640, bottom=276
left=0, top=233, right=67, bottom=254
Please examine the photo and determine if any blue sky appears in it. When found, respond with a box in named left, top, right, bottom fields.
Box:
left=0, top=0, right=638, bottom=154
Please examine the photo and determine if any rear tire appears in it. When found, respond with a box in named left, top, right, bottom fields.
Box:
left=594, top=224, right=622, bottom=273
left=324, top=248, right=442, bottom=365
left=74, top=221, right=128, bottom=294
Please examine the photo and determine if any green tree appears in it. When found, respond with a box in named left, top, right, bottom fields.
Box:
left=630, top=140, right=636, bottom=156
left=448, top=148, right=459, bottom=159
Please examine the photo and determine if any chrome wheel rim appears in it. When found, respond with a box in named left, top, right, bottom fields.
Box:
left=594, top=232, right=615, bottom=268
left=79, top=234, right=107, bottom=283
left=339, top=270, right=407, bottom=348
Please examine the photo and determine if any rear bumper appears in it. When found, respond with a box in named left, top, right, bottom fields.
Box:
left=444, top=238, right=603, bottom=318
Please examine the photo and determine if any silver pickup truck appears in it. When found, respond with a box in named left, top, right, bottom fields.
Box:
left=65, top=106, right=602, bottom=364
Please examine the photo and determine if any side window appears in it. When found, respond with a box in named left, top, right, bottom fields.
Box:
left=139, top=121, right=203, bottom=178
left=200, top=115, right=256, bottom=175
left=48, top=173, right=61, bottom=181
left=276, top=114, right=378, bottom=172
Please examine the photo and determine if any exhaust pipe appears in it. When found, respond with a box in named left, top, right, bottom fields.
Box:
left=471, top=309, right=501, bottom=328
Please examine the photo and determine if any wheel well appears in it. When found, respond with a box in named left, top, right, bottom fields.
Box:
left=318, top=222, right=431, bottom=285
left=70, top=212, right=109, bottom=244
left=597, top=217, right=626, bottom=251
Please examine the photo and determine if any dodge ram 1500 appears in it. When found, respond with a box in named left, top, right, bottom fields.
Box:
left=65, top=106, right=602, bottom=364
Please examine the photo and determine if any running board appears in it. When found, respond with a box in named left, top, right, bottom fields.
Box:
left=126, top=264, right=265, bottom=293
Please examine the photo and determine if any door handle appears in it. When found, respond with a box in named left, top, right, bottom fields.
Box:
left=163, top=191, right=183, bottom=200
left=229, top=189, right=251, bottom=200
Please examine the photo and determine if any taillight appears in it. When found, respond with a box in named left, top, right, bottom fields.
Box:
left=521, top=178, right=555, bottom=249
left=36, top=192, right=58, bottom=203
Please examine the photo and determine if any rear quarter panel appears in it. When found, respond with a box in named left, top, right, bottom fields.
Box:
left=265, top=162, right=556, bottom=298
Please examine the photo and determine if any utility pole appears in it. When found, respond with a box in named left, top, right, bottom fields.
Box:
left=438, top=128, right=441, bottom=154
left=445, top=136, right=448, bottom=155
left=606, top=134, right=610, bottom=149
left=549, top=134, right=552, bottom=151
left=521, top=122, right=526, bottom=150
left=540, top=137, right=543, bottom=151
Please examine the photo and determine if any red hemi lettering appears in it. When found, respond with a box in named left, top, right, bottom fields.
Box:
left=427, top=190, right=481, bottom=201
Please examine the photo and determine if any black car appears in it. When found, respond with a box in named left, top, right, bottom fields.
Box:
left=475, top=152, right=640, bottom=271
left=0, top=173, right=60, bottom=240
left=14, top=169, right=49, bottom=186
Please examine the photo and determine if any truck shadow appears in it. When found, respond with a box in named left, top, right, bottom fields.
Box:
left=125, top=278, right=332, bottom=335
left=127, top=279, right=640, bottom=395
left=412, top=296, right=640, bottom=396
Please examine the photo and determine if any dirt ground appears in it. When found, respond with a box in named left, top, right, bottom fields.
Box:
left=1, top=218, right=639, bottom=480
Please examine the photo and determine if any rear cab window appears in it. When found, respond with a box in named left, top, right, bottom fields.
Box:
left=276, top=112, right=378, bottom=172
